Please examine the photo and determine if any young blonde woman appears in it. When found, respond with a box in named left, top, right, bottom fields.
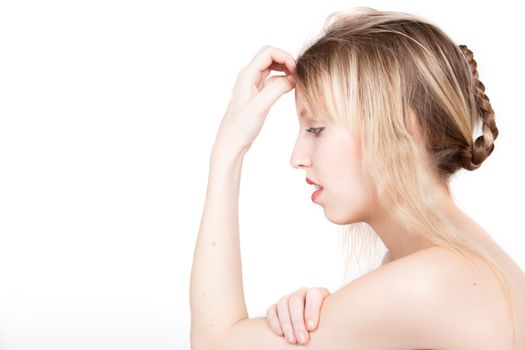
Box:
left=190, top=7, right=525, bottom=350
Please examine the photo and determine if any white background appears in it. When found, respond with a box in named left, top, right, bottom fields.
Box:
left=0, top=0, right=523, bottom=349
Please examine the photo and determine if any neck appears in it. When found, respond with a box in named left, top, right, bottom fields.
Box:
left=365, top=185, right=491, bottom=262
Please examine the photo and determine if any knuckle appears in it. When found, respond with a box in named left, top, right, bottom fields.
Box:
left=277, top=297, right=288, bottom=307
left=307, top=289, right=322, bottom=298
left=288, top=294, right=304, bottom=305
left=309, top=288, right=327, bottom=298
left=237, top=65, right=247, bottom=76
left=320, top=287, right=330, bottom=294
left=289, top=294, right=303, bottom=303
left=256, top=45, right=269, bottom=56
left=314, top=286, right=330, bottom=293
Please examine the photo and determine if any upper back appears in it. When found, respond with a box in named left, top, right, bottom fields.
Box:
left=454, top=243, right=525, bottom=350
left=383, top=246, right=525, bottom=350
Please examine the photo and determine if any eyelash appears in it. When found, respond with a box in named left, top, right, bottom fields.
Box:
left=306, top=127, right=324, bottom=136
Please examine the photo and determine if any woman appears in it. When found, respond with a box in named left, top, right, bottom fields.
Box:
left=190, top=7, right=525, bottom=350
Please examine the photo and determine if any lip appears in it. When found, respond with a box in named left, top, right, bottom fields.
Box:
left=311, top=187, right=324, bottom=202
left=306, top=177, right=321, bottom=186
left=306, top=177, right=324, bottom=203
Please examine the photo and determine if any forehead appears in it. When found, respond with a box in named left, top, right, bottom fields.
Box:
left=295, top=91, right=326, bottom=124
left=295, top=90, right=309, bottom=118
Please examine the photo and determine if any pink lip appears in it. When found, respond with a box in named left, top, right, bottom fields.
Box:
left=306, top=177, right=324, bottom=202
left=311, top=187, right=324, bottom=202
left=306, top=177, right=321, bottom=186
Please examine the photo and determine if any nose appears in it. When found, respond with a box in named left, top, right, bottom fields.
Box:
left=289, top=147, right=311, bottom=169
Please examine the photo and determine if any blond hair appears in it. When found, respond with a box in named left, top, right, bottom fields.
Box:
left=294, top=7, right=515, bottom=347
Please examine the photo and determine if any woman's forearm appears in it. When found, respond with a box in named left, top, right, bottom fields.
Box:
left=189, top=146, right=249, bottom=347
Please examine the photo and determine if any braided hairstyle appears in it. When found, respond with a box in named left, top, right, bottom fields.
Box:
left=458, top=44, right=499, bottom=171
left=295, top=9, right=516, bottom=346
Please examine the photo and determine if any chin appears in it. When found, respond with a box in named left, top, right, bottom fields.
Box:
left=324, top=210, right=358, bottom=225
left=323, top=204, right=367, bottom=225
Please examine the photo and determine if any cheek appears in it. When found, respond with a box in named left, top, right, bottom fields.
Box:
left=321, top=138, right=374, bottom=223
left=324, top=136, right=363, bottom=187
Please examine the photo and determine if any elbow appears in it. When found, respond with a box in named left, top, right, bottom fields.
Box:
left=190, top=334, right=208, bottom=350
left=191, top=338, right=223, bottom=350
left=190, top=339, right=204, bottom=350
left=190, top=329, right=223, bottom=350
left=190, top=328, right=208, bottom=350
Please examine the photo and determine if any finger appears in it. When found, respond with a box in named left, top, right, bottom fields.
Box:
left=248, top=75, right=295, bottom=116
left=259, top=74, right=288, bottom=90
left=266, top=305, right=284, bottom=336
left=257, top=63, right=295, bottom=88
left=257, top=68, right=272, bottom=90
left=244, top=45, right=296, bottom=83
left=289, top=292, right=310, bottom=345
left=268, top=61, right=294, bottom=74
left=276, top=297, right=296, bottom=344
left=305, top=288, right=331, bottom=331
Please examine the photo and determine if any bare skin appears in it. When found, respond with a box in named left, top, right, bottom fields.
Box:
left=287, top=88, right=525, bottom=349
left=266, top=252, right=390, bottom=345
left=268, top=242, right=525, bottom=349
left=193, top=44, right=525, bottom=349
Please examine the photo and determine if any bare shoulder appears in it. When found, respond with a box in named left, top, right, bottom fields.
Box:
left=314, top=246, right=478, bottom=349
left=214, top=247, right=499, bottom=350
left=321, top=248, right=449, bottom=348
left=402, top=245, right=507, bottom=301
left=390, top=246, right=513, bottom=348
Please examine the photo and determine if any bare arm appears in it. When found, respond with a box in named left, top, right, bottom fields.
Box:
left=214, top=253, right=446, bottom=350
left=189, top=150, right=249, bottom=348
left=189, top=45, right=299, bottom=348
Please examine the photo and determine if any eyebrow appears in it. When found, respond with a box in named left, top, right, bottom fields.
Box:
left=299, top=108, right=308, bottom=118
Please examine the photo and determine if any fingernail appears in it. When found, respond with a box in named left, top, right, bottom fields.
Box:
left=277, top=328, right=283, bottom=336
left=286, top=331, right=295, bottom=343
left=307, top=320, right=314, bottom=329
left=297, top=331, right=307, bottom=344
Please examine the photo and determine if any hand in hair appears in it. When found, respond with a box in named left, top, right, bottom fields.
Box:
left=212, top=45, right=296, bottom=159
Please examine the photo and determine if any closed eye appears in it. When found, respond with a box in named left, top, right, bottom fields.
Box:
left=306, top=127, right=324, bottom=136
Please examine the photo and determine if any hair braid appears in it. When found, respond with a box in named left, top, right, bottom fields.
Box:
left=458, top=44, right=499, bottom=170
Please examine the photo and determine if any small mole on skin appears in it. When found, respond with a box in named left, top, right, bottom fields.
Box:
left=473, top=282, right=477, bottom=286
left=210, top=324, right=214, bottom=328
left=211, top=242, right=216, bottom=247
left=201, top=294, right=205, bottom=297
